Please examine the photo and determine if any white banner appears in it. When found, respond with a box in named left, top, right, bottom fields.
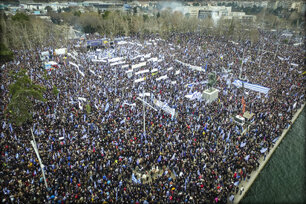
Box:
left=70, top=62, right=79, bottom=68
left=54, top=48, right=67, bottom=55
left=110, top=61, right=126, bottom=67
left=132, top=62, right=146, bottom=70
left=144, top=53, right=151, bottom=58
left=135, top=77, right=145, bottom=83
left=117, top=41, right=128, bottom=45
left=135, top=69, right=149, bottom=75
left=148, top=57, right=158, bottom=62
left=175, top=59, right=204, bottom=72
left=139, top=93, right=150, bottom=97
left=131, top=55, right=144, bottom=60
left=291, top=63, right=298, bottom=67
left=92, top=59, right=107, bottom=63
left=78, top=97, right=87, bottom=102
left=156, top=75, right=168, bottom=81
left=108, top=57, right=124, bottom=63
left=41, top=51, right=49, bottom=56
left=151, top=68, right=158, bottom=73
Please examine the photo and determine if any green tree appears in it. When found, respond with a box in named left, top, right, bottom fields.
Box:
left=85, top=103, right=91, bottom=114
left=45, top=6, right=52, bottom=13
left=0, top=43, right=14, bottom=63
left=52, top=85, right=59, bottom=96
left=74, top=10, right=82, bottom=17
left=228, top=19, right=235, bottom=35
left=102, top=10, right=111, bottom=19
left=6, top=69, right=46, bottom=126
left=12, top=12, right=30, bottom=22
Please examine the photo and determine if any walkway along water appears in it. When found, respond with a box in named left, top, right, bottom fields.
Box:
left=229, top=103, right=305, bottom=204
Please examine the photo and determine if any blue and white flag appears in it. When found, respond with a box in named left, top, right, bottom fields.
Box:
left=120, top=119, right=125, bottom=124
left=232, top=80, right=270, bottom=94
left=104, top=103, right=110, bottom=112
left=9, top=123, right=13, bottom=133
left=240, top=142, right=246, bottom=148
left=157, top=155, right=162, bottom=163
left=272, top=137, right=279, bottom=143
left=132, top=173, right=141, bottom=184
left=184, top=173, right=191, bottom=191
left=173, top=169, right=177, bottom=177
left=203, top=163, right=206, bottom=170
left=260, top=147, right=268, bottom=153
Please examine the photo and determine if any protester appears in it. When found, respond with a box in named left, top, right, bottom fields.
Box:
left=0, top=30, right=304, bottom=203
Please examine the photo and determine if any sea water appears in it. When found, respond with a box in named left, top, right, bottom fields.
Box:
left=241, top=109, right=305, bottom=203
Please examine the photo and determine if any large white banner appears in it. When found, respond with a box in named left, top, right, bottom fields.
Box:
left=156, top=75, right=168, bottom=81
left=175, top=59, right=204, bottom=72
left=135, top=69, right=149, bottom=75
left=108, top=57, right=124, bottom=63
left=148, top=57, right=158, bottom=62
left=135, top=77, right=145, bottom=83
left=132, top=62, right=146, bottom=70
left=54, top=48, right=67, bottom=55
left=110, top=61, right=126, bottom=67
left=151, top=68, right=158, bottom=73
left=92, top=59, right=107, bottom=63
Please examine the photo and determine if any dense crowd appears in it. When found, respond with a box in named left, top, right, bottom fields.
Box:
left=0, top=30, right=305, bottom=203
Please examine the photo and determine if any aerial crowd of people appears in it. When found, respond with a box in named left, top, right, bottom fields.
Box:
left=0, top=30, right=305, bottom=203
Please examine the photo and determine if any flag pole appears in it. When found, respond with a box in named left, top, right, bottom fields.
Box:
left=30, top=129, right=48, bottom=189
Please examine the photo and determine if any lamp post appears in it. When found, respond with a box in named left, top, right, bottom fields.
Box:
left=239, top=49, right=245, bottom=80
left=30, top=129, right=48, bottom=189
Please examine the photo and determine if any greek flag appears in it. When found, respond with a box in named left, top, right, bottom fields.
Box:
left=173, top=169, right=177, bottom=177
left=184, top=173, right=191, bottom=191
left=157, top=155, right=162, bottom=163
left=260, top=147, right=268, bottom=153
left=171, top=153, right=176, bottom=160
left=104, top=103, right=110, bottom=112
left=132, top=173, right=141, bottom=184
left=272, top=137, right=279, bottom=143
left=232, top=80, right=270, bottom=94
left=9, top=123, right=13, bottom=133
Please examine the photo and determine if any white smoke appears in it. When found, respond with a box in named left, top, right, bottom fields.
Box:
left=158, top=1, right=188, bottom=15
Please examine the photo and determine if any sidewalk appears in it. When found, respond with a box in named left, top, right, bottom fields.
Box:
left=230, top=104, right=305, bottom=204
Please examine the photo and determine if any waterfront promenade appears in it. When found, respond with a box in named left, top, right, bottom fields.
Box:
left=231, top=103, right=305, bottom=204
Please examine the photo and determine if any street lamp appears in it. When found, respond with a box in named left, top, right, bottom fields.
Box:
left=30, top=129, right=48, bottom=189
